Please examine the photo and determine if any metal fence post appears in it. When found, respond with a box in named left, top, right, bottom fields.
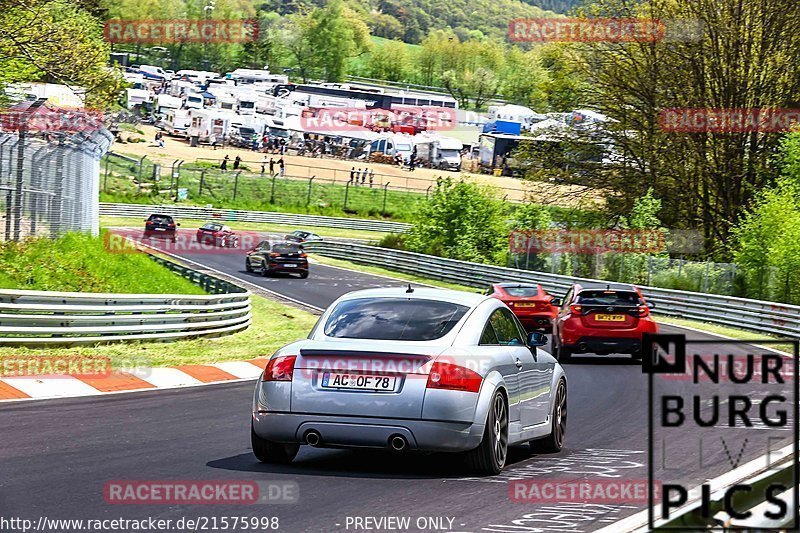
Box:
left=382, top=182, right=390, bottom=215
left=199, top=169, right=206, bottom=196
left=703, top=260, right=710, bottom=293
left=103, top=153, right=110, bottom=192
left=426, top=185, right=432, bottom=201
left=306, top=176, right=315, bottom=206
left=137, top=155, right=147, bottom=192
left=233, top=171, right=240, bottom=201
left=344, top=180, right=350, bottom=210
left=270, top=174, right=277, bottom=203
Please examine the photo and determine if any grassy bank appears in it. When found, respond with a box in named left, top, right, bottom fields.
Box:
left=0, top=295, right=319, bottom=367
left=0, top=232, right=204, bottom=294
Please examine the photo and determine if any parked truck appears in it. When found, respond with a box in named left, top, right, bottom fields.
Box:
left=413, top=134, right=463, bottom=171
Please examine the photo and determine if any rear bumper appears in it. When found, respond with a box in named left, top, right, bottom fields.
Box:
left=516, top=315, right=554, bottom=329
left=267, top=263, right=308, bottom=274
left=566, top=336, right=644, bottom=354
left=252, top=412, right=484, bottom=452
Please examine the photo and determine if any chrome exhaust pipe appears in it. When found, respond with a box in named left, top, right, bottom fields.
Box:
left=578, top=343, right=588, bottom=352
left=389, top=435, right=407, bottom=451
left=304, top=430, right=321, bottom=447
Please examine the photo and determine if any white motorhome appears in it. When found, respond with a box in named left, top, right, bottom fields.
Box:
left=187, top=109, right=234, bottom=142
left=413, top=133, right=463, bottom=171
left=153, top=94, right=182, bottom=115
left=125, top=88, right=151, bottom=109
left=138, top=64, right=170, bottom=80
left=175, top=70, right=219, bottom=85
left=159, top=108, right=192, bottom=137
left=229, top=69, right=289, bottom=85
left=368, top=133, right=415, bottom=162
left=183, top=92, right=204, bottom=109
left=237, top=92, right=258, bottom=115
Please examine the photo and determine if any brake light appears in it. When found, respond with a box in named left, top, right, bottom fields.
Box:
left=569, top=304, right=583, bottom=315
left=262, top=355, right=296, bottom=381
left=637, top=305, right=650, bottom=317
left=269, top=252, right=280, bottom=257
left=299, top=253, right=307, bottom=258
left=426, top=362, right=482, bottom=393
left=168, top=223, right=175, bottom=227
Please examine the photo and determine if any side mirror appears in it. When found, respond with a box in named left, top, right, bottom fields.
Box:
left=647, top=301, right=655, bottom=309
left=550, top=298, right=563, bottom=307
left=527, top=332, right=547, bottom=347
left=176, top=223, right=181, bottom=227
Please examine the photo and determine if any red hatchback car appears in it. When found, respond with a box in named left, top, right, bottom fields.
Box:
left=487, top=283, right=558, bottom=331
left=551, top=282, right=658, bottom=362
left=196, top=222, right=239, bottom=248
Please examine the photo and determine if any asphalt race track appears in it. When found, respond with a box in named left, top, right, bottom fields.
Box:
left=1, top=235, right=794, bottom=533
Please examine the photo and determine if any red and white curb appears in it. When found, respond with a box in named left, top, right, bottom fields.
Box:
left=0, top=358, right=268, bottom=402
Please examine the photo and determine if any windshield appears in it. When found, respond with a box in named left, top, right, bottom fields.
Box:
left=147, top=215, right=172, bottom=224
left=201, top=223, right=223, bottom=231
left=269, top=128, right=289, bottom=137
left=396, top=143, right=412, bottom=151
left=323, top=298, right=469, bottom=341
left=440, top=149, right=460, bottom=158
left=271, top=243, right=302, bottom=254
left=577, top=290, right=641, bottom=306
left=504, top=287, right=540, bottom=298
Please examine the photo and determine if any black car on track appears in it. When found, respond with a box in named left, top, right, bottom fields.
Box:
left=245, top=240, right=309, bottom=278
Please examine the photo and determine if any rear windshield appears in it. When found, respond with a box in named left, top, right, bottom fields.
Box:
left=272, top=243, right=302, bottom=254
left=504, top=286, right=540, bottom=298
left=324, top=298, right=469, bottom=341
left=577, top=290, right=641, bottom=306
left=201, top=223, right=223, bottom=231
left=148, top=215, right=172, bottom=223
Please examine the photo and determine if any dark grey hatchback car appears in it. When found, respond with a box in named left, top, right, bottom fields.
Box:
left=245, top=240, right=309, bottom=278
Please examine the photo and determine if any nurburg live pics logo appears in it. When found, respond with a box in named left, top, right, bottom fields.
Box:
left=642, top=333, right=800, bottom=530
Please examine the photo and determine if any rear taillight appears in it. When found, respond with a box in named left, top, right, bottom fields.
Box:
left=299, top=253, right=307, bottom=258
left=569, top=304, right=583, bottom=315
left=637, top=305, right=650, bottom=317
left=426, top=362, right=482, bottom=393
left=269, top=252, right=280, bottom=258
left=262, top=355, right=296, bottom=381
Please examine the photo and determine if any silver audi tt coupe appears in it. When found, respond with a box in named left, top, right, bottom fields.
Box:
left=251, top=287, right=567, bottom=474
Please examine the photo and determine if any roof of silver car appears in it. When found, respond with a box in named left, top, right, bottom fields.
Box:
left=336, top=287, right=489, bottom=307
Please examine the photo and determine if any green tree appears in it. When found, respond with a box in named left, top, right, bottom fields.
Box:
left=367, top=40, right=409, bottom=81
left=404, top=178, right=507, bottom=263
left=307, top=0, right=370, bottom=82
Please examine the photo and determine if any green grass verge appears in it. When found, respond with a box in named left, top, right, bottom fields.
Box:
left=0, top=295, right=319, bottom=367
left=0, top=232, right=205, bottom=294
left=99, top=216, right=390, bottom=242
left=100, top=159, right=422, bottom=222
left=310, top=254, right=482, bottom=293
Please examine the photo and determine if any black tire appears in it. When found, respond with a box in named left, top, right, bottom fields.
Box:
left=531, top=379, right=567, bottom=453
left=251, top=424, right=298, bottom=464
left=260, top=263, right=270, bottom=277
left=553, top=339, right=572, bottom=363
left=245, top=259, right=253, bottom=273
left=464, top=390, right=508, bottom=475
left=299, top=271, right=309, bottom=279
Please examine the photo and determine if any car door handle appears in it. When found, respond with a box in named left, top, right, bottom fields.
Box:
left=515, top=358, right=523, bottom=370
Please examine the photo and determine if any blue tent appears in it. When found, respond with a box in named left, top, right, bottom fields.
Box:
left=200, top=91, right=216, bottom=99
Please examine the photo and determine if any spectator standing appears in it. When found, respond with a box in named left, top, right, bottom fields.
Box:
left=210, top=133, right=218, bottom=150
left=233, top=155, right=241, bottom=171
left=261, top=155, right=268, bottom=175
left=361, top=168, right=366, bottom=185
left=269, top=158, right=275, bottom=175
left=350, top=167, right=355, bottom=183
left=278, top=158, right=285, bottom=177
left=220, top=155, right=229, bottom=171
left=369, top=169, right=374, bottom=188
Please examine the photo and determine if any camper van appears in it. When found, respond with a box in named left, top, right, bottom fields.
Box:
left=153, top=94, right=182, bottom=116
left=138, top=65, right=170, bottom=81
left=125, top=88, right=151, bottom=110
left=183, top=92, right=204, bottom=109
left=187, top=109, right=234, bottom=143
left=413, top=134, right=463, bottom=171
left=175, top=70, right=219, bottom=85
left=159, top=109, right=192, bottom=137
left=229, top=69, right=289, bottom=85
left=368, top=133, right=415, bottom=163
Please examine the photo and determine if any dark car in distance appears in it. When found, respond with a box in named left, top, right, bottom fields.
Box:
left=143, top=214, right=179, bottom=242
left=196, top=222, right=239, bottom=247
left=284, top=230, right=322, bottom=244
left=246, top=240, right=308, bottom=278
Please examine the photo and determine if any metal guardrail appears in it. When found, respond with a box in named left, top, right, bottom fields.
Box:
left=99, top=202, right=412, bottom=233
left=304, top=241, right=800, bottom=339
left=0, top=254, right=251, bottom=346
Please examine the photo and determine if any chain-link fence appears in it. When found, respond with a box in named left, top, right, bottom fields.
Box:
left=0, top=100, right=113, bottom=241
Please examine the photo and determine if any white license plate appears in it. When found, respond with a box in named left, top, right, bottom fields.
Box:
left=321, top=373, right=396, bottom=391
left=282, top=264, right=296, bottom=268
left=154, top=227, right=165, bottom=231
